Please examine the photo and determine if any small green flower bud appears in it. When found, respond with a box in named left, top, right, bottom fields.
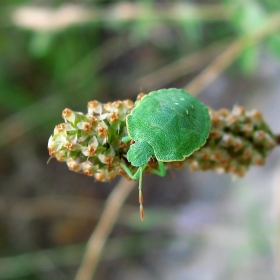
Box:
left=88, top=100, right=102, bottom=115
left=62, top=108, right=76, bottom=123
left=81, top=137, right=98, bottom=156
left=67, top=159, right=82, bottom=172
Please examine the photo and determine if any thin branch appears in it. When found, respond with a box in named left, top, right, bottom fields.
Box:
left=74, top=177, right=136, bottom=280
left=185, top=12, right=280, bottom=96
left=136, top=40, right=229, bottom=91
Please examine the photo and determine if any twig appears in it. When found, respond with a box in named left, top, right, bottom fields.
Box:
left=135, top=40, right=229, bottom=91
left=185, top=12, right=280, bottom=96
left=74, top=177, right=136, bottom=280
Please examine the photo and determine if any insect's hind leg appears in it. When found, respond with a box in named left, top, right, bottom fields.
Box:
left=120, top=163, right=143, bottom=180
left=149, top=161, right=166, bottom=177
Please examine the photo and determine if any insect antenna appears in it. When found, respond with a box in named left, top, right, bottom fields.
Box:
left=138, top=165, right=145, bottom=221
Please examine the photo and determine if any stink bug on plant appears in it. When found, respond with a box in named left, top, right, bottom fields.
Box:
left=121, top=88, right=210, bottom=220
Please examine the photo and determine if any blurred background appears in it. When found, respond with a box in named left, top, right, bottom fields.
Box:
left=1, top=1, right=280, bottom=279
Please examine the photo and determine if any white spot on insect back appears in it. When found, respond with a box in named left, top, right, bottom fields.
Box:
left=174, top=103, right=179, bottom=105
left=186, top=110, right=189, bottom=114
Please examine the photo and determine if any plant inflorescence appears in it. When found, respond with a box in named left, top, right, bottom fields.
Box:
left=48, top=91, right=277, bottom=181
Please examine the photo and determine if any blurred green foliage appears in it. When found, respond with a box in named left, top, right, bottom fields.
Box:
left=1, top=0, right=280, bottom=126
left=1, top=1, right=280, bottom=117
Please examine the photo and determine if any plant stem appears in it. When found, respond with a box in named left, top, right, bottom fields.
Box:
left=136, top=40, right=229, bottom=91
left=74, top=178, right=136, bottom=280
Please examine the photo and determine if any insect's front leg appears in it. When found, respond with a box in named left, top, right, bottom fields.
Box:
left=121, top=136, right=131, bottom=143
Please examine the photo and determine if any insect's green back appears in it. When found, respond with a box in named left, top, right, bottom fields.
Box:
left=126, top=88, right=210, bottom=162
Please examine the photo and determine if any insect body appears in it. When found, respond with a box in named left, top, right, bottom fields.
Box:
left=121, top=88, right=210, bottom=220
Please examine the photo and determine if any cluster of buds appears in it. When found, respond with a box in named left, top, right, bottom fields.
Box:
left=48, top=98, right=137, bottom=181
left=178, top=106, right=277, bottom=177
left=48, top=94, right=277, bottom=181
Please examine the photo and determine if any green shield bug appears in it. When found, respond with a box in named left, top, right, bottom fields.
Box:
left=121, top=88, right=210, bottom=220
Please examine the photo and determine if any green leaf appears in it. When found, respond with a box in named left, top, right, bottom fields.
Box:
left=0, top=83, right=33, bottom=112
left=29, top=32, right=54, bottom=58
left=231, top=1, right=266, bottom=34
left=239, top=45, right=259, bottom=75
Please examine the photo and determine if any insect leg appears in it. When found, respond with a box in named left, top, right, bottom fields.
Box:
left=120, top=163, right=146, bottom=180
left=149, top=161, right=166, bottom=177
left=121, top=136, right=131, bottom=143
